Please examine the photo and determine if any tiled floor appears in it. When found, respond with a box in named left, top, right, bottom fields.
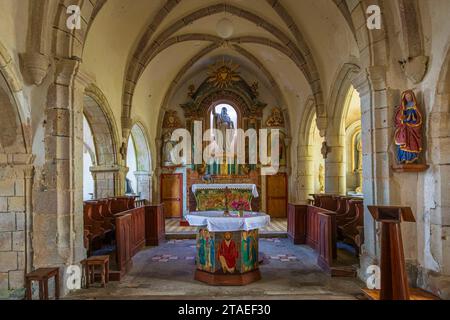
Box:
left=68, top=238, right=365, bottom=300
left=165, top=218, right=287, bottom=234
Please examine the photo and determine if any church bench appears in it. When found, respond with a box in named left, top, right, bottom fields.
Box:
left=336, top=198, right=358, bottom=227
left=339, top=200, right=364, bottom=255
left=309, top=194, right=341, bottom=212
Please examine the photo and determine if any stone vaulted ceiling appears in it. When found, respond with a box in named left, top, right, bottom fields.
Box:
left=82, top=0, right=359, bottom=140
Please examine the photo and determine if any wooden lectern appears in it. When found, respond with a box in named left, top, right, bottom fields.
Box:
left=367, top=206, right=415, bottom=300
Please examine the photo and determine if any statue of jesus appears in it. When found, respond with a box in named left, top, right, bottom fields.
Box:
left=214, top=107, right=236, bottom=173
left=216, top=107, right=235, bottom=131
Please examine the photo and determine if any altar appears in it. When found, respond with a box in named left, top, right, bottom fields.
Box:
left=191, top=184, right=258, bottom=212
left=186, top=211, right=270, bottom=285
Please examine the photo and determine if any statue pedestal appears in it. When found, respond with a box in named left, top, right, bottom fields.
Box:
left=392, top=163, right=429, bottom=173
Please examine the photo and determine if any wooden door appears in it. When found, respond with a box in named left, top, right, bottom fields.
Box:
left=266, top=173, right=288, bottom=218
left=160, top=174, right=183, bottom=218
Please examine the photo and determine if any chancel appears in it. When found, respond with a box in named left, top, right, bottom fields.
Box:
left=0, top=0, right=449, bottom=302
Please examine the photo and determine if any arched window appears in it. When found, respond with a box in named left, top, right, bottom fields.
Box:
left=126, top=134, right=138, bottom=195
left=83, top=116, right=96, bottom=200
left=210, top=103, right=238, bottom=130
left=344, top=86, right=362, bottom=195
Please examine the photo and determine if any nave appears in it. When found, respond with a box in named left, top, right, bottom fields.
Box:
left=0, top=0, right=449, bottom=301
left=68, top=238, right=362, bottom=300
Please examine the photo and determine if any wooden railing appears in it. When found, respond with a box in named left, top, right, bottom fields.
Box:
left=114, top=204, right=164, bottom=277
left=135, top=199, right=149, bottom=208
left=288, top=204, right=337, bottom=272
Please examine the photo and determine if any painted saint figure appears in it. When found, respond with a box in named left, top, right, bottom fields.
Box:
left=218, top=232, right=238, bottom=273
left=241, top=231, right=257, bottom=272
left=162, top=132, right=175, bottom=166
left=394, top=90, right=423, bottom=164
left=198, top=229, right=207, bottom=267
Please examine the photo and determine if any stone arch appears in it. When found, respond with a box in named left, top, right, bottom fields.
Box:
left=123, top=3, right=325, bottom=137
left=154, top=43, right=289, bottom=149
left=0, top=43, right=31, bottom=154
left=325, top=63, right=361, bottom=195
left=424, top=45, right=450, bottom=289
left=0, top=42, right=34, bottom=297
left=345, top=120, right=362, bottom=193
left=296, top=97, right=321, bottom=203
left=83, top=84, right=120, bottom=199
left=128, top=122, right=153, bottom=202
left=83, top=84, right=119, bottom=167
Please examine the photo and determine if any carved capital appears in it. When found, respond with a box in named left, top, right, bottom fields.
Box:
left=20, top=52, right=51, bottom=86
left=121, top=116, right=133, bottom=138
left=315, top=116, right=328, bottom=138
left=367, top=66, right=387, bottom=91
left=24, top=165, right=35, bottom=180
left=55, top=58, right=80, bottom=86
left=400, top=55, right=429, bottom=85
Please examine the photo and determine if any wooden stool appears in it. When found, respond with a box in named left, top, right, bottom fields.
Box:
left=81, top=255, right=110, bottom=288
left=25, top=268, right=60, bottom=300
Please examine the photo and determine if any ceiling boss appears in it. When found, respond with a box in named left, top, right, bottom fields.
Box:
left=207, top=59, right=241, bottom=89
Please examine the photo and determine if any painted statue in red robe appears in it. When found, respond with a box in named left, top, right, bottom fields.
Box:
left=394, top=90, right=423, bottom=164
left=218, top=232, right=238, bottom=273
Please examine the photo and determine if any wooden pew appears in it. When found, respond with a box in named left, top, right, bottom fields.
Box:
left=339, top=199, right=364, bottom=255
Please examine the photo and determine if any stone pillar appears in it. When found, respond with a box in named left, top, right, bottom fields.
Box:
left=134, top=171, right=153, bottom=202
left=24, top=166, right=34, bottom=275
left=353, top=67, right=395, bottom=278
left=33, top=59, right=90, bottom=295
left=0, top=155, right=33, bottom=298
left=154, top=137, right=163, bottom=203
left=90, top=165, right=125, bottom=198
left=325, top=130, right=346, bottom=195
left=296, top=144, right=314, bottom=204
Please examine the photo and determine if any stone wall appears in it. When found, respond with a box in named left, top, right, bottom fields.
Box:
left=0, top=156, right=32, bottom=298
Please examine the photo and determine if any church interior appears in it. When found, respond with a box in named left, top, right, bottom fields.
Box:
left=0, top=0, right=449, bottom=301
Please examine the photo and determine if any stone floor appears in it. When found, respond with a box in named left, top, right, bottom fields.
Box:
left=68, top=238, right=366, bottom=300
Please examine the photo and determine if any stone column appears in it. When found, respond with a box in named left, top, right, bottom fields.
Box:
left=90, top=165, right=126, bottom=198
left=353, top=67, right=395, bottom=277
left=134, top=171, right=153, bottom=202
left=325, top=129, right=346, bottom=195
left=0, top=155, right=32, bottom=298
left=154, top=138, right=163, bottom=203
left=24, top=166, right=34, bottom=275
left=33, top=59, right=89, bottom=295
left=296, top=144, right=314, bottom=204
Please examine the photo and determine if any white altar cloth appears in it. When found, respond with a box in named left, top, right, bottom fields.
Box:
left=191, top=184, right=259, bottom=198
left=186, top=211, right=270, bottom=232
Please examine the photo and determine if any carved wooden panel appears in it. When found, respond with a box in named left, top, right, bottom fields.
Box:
left=306, top=207, right=319, bottom=249
left=130, top=207, right=146, bottom=256
left=287, top=204, right=307, bottom=244
left=145, top=204, right=165, bottom=246
left=266, top=173, right=287, bottom=218
left=115, top=213, right=132, bottom=274
left=161, top=174, right=183, bottom=218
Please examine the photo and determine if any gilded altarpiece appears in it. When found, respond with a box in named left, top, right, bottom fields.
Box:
left=180, top=62, right=268, bottom=212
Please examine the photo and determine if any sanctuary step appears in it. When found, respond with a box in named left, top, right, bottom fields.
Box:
left=362, top=288, right=439, bottom=300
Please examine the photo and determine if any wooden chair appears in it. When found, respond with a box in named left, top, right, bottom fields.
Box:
left=25, top=268, right=60, bottom=300
left=81, top=255, right=110, bottom=288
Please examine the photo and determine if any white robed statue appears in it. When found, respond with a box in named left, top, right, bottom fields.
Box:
left=214, top=107, right=236, bottom=173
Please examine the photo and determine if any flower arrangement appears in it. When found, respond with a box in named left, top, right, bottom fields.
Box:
left=231, top=199, right=250, bottom=216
